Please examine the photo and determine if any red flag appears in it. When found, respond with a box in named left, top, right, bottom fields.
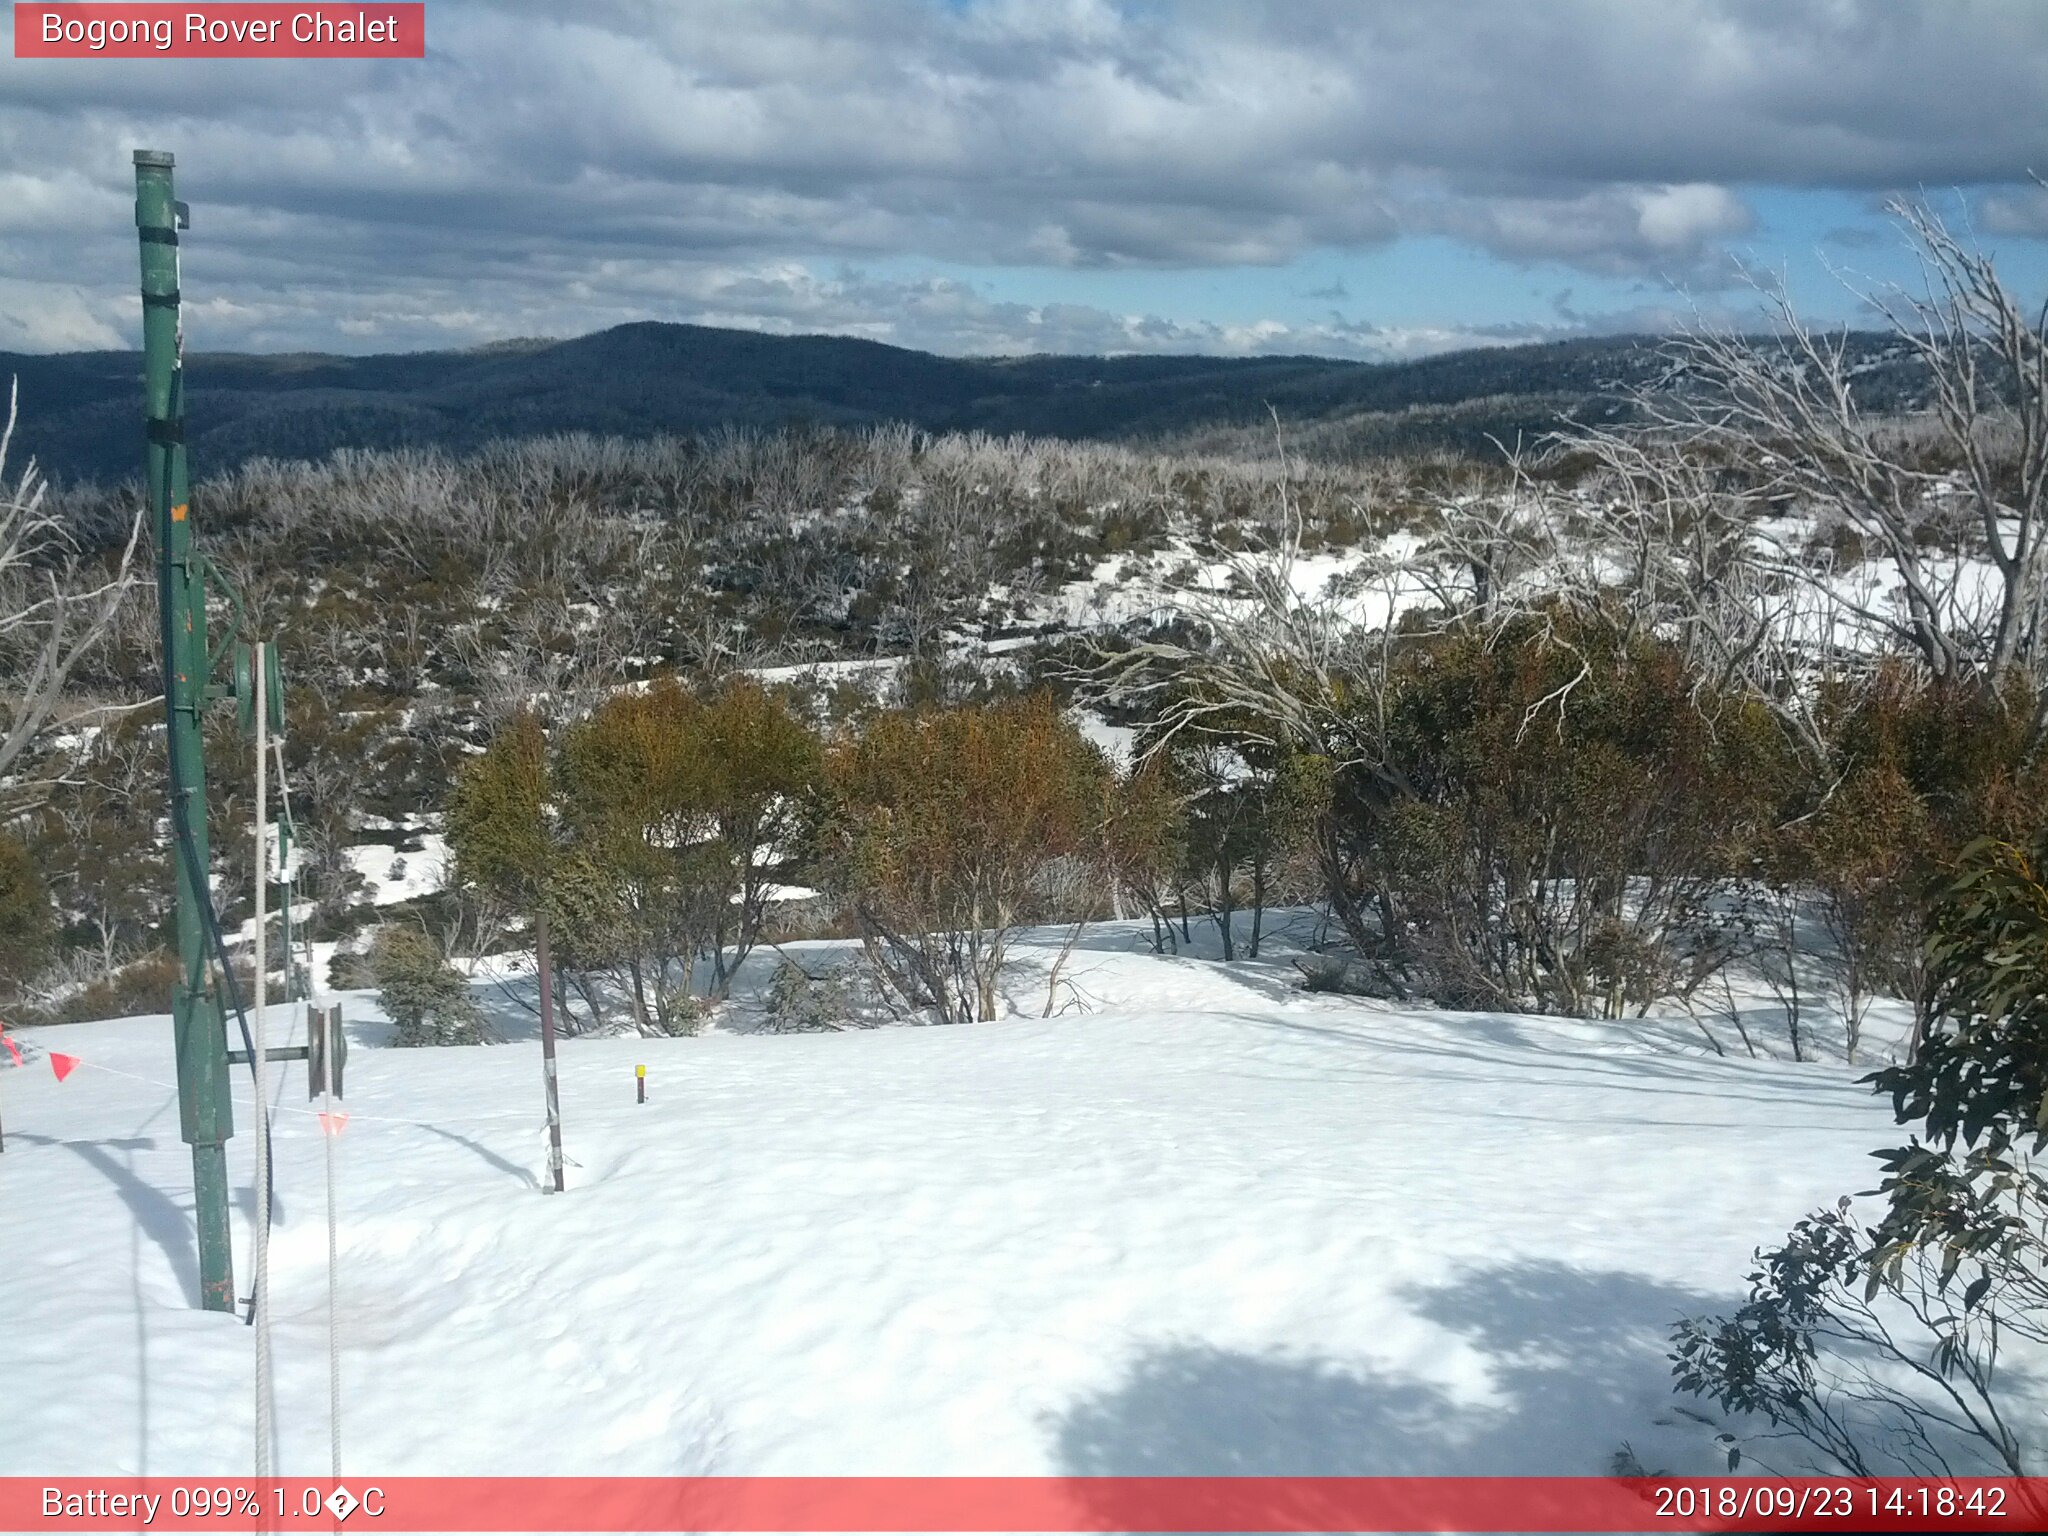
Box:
left=49, top=1052, right=79, bottom=1082
left=1, top=1034, right=21, bottom=1066
left=319, top=1110, right=349, bottom=1135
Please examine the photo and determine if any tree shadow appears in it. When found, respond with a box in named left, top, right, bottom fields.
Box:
left=1236, top=1011, right=1877, bottom=1124
left=415, top=1122, right=540, bottom=1189
left=1050, top=1260, right=1733, bottom=1515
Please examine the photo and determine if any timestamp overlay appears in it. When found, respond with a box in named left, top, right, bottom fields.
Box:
left=3, top=1477, right=2047, bottom=1533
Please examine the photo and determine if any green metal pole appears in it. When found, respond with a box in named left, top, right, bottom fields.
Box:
left=136, top=149, right=235, bottom=1313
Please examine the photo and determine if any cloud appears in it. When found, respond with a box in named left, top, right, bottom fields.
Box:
left=1980, top=184, right=2048, bottom=238
left=1412, top=182, right=1754, bottom=282
left=0, top=278, right=125, bottom=350
left=0, top=1, right=2043, bottom=357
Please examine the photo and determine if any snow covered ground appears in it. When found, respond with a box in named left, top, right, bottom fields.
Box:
left=1, top=922, right=1914, bottom=1480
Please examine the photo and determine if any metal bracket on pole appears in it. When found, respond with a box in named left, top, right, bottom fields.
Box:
left=308, top=1004, right=347, bottom=1101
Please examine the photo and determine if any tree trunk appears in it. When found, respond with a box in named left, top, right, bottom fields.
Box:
left=1215, top=857, right=1236, bottom=962
left=1249, top=856, right=1266, bottom=958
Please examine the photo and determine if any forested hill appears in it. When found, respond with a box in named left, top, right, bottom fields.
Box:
left=4, top=324, right=1684, bottom=481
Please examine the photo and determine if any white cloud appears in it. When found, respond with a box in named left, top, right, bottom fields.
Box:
left=0, top=279, right=125, bottom=351
left=1635, top=184, right=1753, bottom=252
left=0, top=1, right=2042, bottom=356
left=1981, top=183, right=2048, bottom=238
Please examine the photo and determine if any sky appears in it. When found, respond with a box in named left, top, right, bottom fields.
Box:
left=2, top=0, right=2046, bottom=361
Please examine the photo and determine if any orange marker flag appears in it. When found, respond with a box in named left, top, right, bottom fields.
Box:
left=49, top=1053, right=79, bottom=1082
left=318, top=1110, right=350, bottom=1135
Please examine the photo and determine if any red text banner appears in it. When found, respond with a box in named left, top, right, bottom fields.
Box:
left=5, top=1476, right=2048, bottom=1533
left=13, top=5, right=425, bottom=58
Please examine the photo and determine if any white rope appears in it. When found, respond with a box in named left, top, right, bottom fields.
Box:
left=40, top=1051, right=518, bottom=1132
left=322, top=1003, right=342, bottom=1478
left=269, top=703, right=337, bottom=1472
left=271, top=735, right=307, bottom=996
left=252, top=642, right=275, bottom=1482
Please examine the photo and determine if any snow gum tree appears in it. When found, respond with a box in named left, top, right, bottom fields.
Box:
left=0, top=381, right=141, bottom=804
left=447, top=710, right=554, bottom=902
left=556, top=676, right=824, bottom=1024
left=444, top=708, right=597, bottom=1024
left=451, top=681, right=825, bottom=1034
left=1368, top=611, right=1788, bottom=1017
left=826, top=692, right=1111, bottom=1023
left=1103, top=754, right=1188, bottom=954
left=1782, top=670, right=2048, bottom=1058
left=368, top=922, right=490, bottom=1047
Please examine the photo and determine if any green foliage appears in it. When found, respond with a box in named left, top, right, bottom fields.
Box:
left=446, top=710, right=553, bottom=905
left=1105, top=754, right=1189, bottom=949
left=1362, top=614, right=1789, bottom=1014
left=446, top=677, right=826, bottom=1032
left=368, top=923, right=490, bottom=1047
left=0, top=831, right=55, bottom=995
left=827, top=692, right=1111, bottom=1021
left=1875, top=829, right=2048, bottom=1155
left=26, top=717, right=165, bottom=973
left=762, top=957, right=857, bottom=1033
left=557, top=675, right=825, bottom=1010
left=1767, top=671, right=2048, bottom=1059
left=1672, top=829, right=2048, bottom=1476
left=15, top=950, right=184, bottom=1025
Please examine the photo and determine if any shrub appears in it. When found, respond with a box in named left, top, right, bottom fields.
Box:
left=1671, top=830, right=2048, bottom=1476
left=1365, top=614, right=1788, bottom=1016
left=1789, top=671, right=2048, bottom=1058
left=368, top=923, right=490, bottom=1046
left=557, top=676, right=824, bottom=1008
left=14, top=949, right=184, bottom=1025
left=826, top=692, right=1111, bottom=1022
left=761, top=956, right=857, bottom=1032
left=0, top=832, right=55, bottom=999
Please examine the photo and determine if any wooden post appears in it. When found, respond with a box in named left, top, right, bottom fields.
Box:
left=535, top=909, right=565, bottom=1193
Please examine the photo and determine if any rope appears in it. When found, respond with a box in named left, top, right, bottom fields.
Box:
left=34, top=1050, right=507, bottom=1132
left=271, top=736, right=305, bottom=999
left=252, top=644, right=275, bottom=1482
left=322, top=1007, right=342, bottom=1478
left=272, top=700, right=329, bottom=1475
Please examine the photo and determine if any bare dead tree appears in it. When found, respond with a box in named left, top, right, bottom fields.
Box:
left=0, top=380, right=143, bottom=804
left=1560, top=198, right=2048, bottom=747
left=1534, top=421, right=1849, bottom=763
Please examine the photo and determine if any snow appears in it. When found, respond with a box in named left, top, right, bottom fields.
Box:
left=340, top=833, right=449, bottom=908
left=1070, top=707, right=1136, bottom=768
left=0, top=918, right=1923, bottom=1481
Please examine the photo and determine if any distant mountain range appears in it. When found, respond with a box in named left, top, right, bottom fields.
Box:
left=0, top=321, right=1910, bottom=482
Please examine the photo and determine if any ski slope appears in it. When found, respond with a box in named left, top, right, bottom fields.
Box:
left=0, top=924, right=1913, bottom=1480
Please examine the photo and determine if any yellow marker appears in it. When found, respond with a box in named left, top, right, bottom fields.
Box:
left=635, top=1062, right=647, bottom=1103
left=171, top=503, right=187, bottom=522
left=636, top=1063, right=646, bottom=1078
